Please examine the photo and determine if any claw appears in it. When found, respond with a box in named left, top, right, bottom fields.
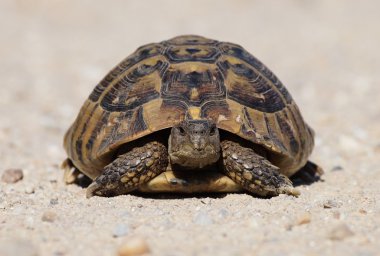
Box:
left=86, top=182, right=102, bottom=198
left=278, top=186, right=300, bottom=197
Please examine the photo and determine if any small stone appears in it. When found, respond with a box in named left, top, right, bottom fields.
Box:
left=41, top=210, right=57, bottom=222
left=53, top=251, right=66, bottom=256
left=359, top=209, right=367, bottom=214
left=323, top=200, right=340, bottom=209
left=24, top=185, right=35, bottom=194
left=118, top=237, right=150, bottom=256
left=331, top=166, right=343, bottom=172
left=24, top=216, right=35, bottom=230
left=50, top=198, right=59, bottom=205
left=332, top=211, right=341, bottom=219
left=113, top=224, right=130, bottom=237
left=48, top=175, right=58, bottom=183
left=218, top=208, right=229, bottom=219
left=1, top=168, right=23, bottom=183
left=295, top=212, right=311, bottom=226
left=193, top=210, right=213, bottom=225
left=286, top=212, right=311, bottom=230
left=328, top=223, right=355, bottom=240
left=375, top=143, right=380, bottom=153
left=231, top=153, right=238, bottom=160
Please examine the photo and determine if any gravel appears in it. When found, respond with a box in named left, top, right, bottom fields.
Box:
left=1, top=1, right=380, bottom=255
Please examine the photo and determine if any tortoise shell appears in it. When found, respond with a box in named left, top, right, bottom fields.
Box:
left=64, top=35, right=314, bottom=180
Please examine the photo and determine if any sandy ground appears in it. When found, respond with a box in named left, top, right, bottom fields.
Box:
left=1, top=1, right=380, bottom=255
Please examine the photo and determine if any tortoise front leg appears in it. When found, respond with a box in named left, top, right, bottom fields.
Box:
left=86, top=141, right=168, bottom=198
left=220, top=140, right=300, bottom=197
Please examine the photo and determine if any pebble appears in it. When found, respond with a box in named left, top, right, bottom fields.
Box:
left=286, top=212, right=311, bottom=230
left=295, top=212, right=312, bottom=226
left=1, top=168, right=24, bottom=183
left=193, top=210, right=214, bottom=225
left=50, top=198, right=59, bottom=205
left=332, top=211, right=341, bottom=220
left=48, top=175, right=58, bottom=183
left=331, top=166, right=343, bottom=172
left=113, top=224, right=130, bottom=237
left=41, top=210, right=57, bottom=222
left=217, top=208, right=229, bottom=219
left=24, top=185, right=35, bottom=194
left=117, top=237, right=150, bottom=256
left=328, top=223, right=355, bottom=240
left=0, top=197, right=6, bottom=209
left=24, top=216, right=35, bottom=230
left=323, top=200, right=340, bottom=208
left=375, top=143, right=380, bottom=153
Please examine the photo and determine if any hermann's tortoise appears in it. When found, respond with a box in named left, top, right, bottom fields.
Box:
left=62, top=35, right=320, bottom=198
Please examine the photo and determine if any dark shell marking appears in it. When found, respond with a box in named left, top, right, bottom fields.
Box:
left=64, top=35, right=314, bottom=178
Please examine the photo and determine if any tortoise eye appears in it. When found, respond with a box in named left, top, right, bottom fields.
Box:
left=178, top=127, right=186, bottom=135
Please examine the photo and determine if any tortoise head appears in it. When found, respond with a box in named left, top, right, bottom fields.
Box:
left=168, top=119, right=220, bottom=168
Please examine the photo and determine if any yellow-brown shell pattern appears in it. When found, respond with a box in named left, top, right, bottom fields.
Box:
left=64, top=35, right=314, bottom=178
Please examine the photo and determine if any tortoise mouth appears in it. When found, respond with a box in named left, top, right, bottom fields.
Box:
left=169, top=145, right=220, bottom=169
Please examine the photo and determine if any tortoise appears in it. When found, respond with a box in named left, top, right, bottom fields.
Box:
left=62, top=35, right=320, bottom=198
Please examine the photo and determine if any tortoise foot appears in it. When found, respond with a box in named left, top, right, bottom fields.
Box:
left=221, top=140, right=300, bottom=197
left=291, top=161, right=324, bottom=186
left=86, top=141, right=168, bottom=198
left=62, top=158, right=82, bottom=184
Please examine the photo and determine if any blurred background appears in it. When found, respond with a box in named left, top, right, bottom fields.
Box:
left=1, top=1, right=379, bottom=255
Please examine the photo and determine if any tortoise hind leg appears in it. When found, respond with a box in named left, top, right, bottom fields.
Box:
left=62, top=158, right=82, bottom=184
left=291, top=161, right=324, bottom=186
left=220, top=140, right=300, bottom=197
left=86, top=141, right=168, bottom=198
left=61, top=158, right=92, bottom=187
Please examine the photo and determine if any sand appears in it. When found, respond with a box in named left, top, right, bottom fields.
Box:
left=0, top=1, right=379, bottom=255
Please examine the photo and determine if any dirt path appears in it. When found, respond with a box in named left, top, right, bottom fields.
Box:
left=1, top=1, right=379, bottom=255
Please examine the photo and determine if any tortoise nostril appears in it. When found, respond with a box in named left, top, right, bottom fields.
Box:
left=193, top=141, right=204, bottom=151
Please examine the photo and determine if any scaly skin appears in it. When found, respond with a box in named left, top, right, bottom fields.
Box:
left=220, top=140, right=300, bottom=197
left=86, top=141, right=168, bottom=198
